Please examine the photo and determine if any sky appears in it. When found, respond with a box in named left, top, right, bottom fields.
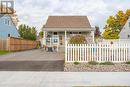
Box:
left=14, top=0, right=130, bottom=32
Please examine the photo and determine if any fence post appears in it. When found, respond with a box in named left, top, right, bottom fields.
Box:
left=99, top=44, right=101, bottom=62
left=128, top=44, right=130, bottom=61
left=7, top=37, right=10, bottom=51
left=2, top=38, right=3, bottom=50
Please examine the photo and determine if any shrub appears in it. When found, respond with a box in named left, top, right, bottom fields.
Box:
left=74, top=61, right=80, bottom=65
left=88, top=61, right=99, bottom=65
left=126, top=61, right=130, bottom=64
left=100, top=62, right=114, bottom=65
left=69, top=35, right=86, bottom=44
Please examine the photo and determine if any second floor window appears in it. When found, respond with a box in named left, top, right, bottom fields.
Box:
left=4, top=19, right=8, bottom=24
left=4, top=19, right=11, bottom=26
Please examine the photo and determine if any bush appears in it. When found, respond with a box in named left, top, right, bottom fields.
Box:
left=69, top=35, right=86, bottom=44
left=74, top=61, right=80, bottom=65
left=88, top=61, right=99, bottom=65
left=126, top=61, right=130, bottom=64
left=100, top=62, right=114, bottom=65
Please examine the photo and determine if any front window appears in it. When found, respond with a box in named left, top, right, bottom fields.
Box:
left=52, top=35, right=59, bottom=43
left=53, top=39, right=58, bottom=43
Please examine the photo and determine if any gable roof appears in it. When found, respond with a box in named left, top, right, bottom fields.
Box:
left=0, top=4, right=14, bottom=14
left=44, top=16, right=91, bottom=28
left=0, top=5, right=19, bottom=26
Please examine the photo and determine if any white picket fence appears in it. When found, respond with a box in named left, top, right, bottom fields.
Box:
left=65, top=43, right=130, bottom=62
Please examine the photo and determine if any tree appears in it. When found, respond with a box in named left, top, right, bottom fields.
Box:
left=102, top=27, right=119, bottom=39
left=39, top=31, right=44, bottom=38
left=18, top=24, right=37, bottom=40
left=103, top=9, right=130, bottom=39
left=116, top=11, right=127, bottom=27
left=126, top=9, right=130, bottom=17
left=94, top=26, right=101, bottom=37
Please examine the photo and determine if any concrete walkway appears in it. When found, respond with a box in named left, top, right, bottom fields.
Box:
left=0, top=49, right=65, bottom=71
left=0, top=72, right=129, bottom=87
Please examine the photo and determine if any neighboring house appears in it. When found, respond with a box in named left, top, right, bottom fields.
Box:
left=0, top=14, right=19, bottom=39
left=0, top=5, right=19, bottom=39
left=42, top=16, right=95, bottom=47
left=119, top=17, right=130, bottom=39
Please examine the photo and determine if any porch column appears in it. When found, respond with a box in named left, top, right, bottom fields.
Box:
left=65, top=30, right=67, bottom=44
left=65, top=30, right=67, bottom=62
left=43, top=31, right=46, bottom=45
left=91, top=30, right=95, bottom=43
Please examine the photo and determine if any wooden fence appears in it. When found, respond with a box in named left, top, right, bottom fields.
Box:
left=0, top=37, right=39, bottom=51
left=0, top=38, right=7, bottom=50
left=65, top=43, right=130, bottom=62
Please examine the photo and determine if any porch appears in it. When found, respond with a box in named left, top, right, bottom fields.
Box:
left=41, top=29, right=95, bottom=51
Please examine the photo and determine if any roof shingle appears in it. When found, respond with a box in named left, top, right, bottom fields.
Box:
left=44, top=16, right=91, bottom=28
left=0, top=5, right=18, bottom=26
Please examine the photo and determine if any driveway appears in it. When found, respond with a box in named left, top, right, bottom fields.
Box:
left=0, top=49, right=65, bottom=71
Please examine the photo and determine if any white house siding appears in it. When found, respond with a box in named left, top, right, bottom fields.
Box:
left=120, top=18, right=130, bottom=39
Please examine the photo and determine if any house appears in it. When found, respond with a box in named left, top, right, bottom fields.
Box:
left=0, top=5, right=19, bottom=39
left=42, top=16, right=95, bottom=47
left=119, top=17, right=130, bottom=39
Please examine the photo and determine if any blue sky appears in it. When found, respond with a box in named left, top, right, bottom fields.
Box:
left=15, top=0, right=130, bottom=32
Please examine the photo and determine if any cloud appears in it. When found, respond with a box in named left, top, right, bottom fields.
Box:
left=14, top=0, right=130, bottom=32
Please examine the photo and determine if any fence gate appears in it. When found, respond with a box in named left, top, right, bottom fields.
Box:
left=65, top=43, right=130, bottom=62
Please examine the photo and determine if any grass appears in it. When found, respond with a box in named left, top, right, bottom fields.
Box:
left=74, top=61, right=80, bottom=65
left=0, top=50, right=11, bottom=55
left=126, top=61, right=130, bottom=64
left=100, top=62, right=114, bottom=65
left=88, top=61, right=99, bottom=65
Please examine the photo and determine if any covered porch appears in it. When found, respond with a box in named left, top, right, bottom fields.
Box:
left=42, top=28, right=95, bottom=50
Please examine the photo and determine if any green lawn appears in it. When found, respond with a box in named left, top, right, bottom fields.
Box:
left=0, top=51, right=11, bottom=55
